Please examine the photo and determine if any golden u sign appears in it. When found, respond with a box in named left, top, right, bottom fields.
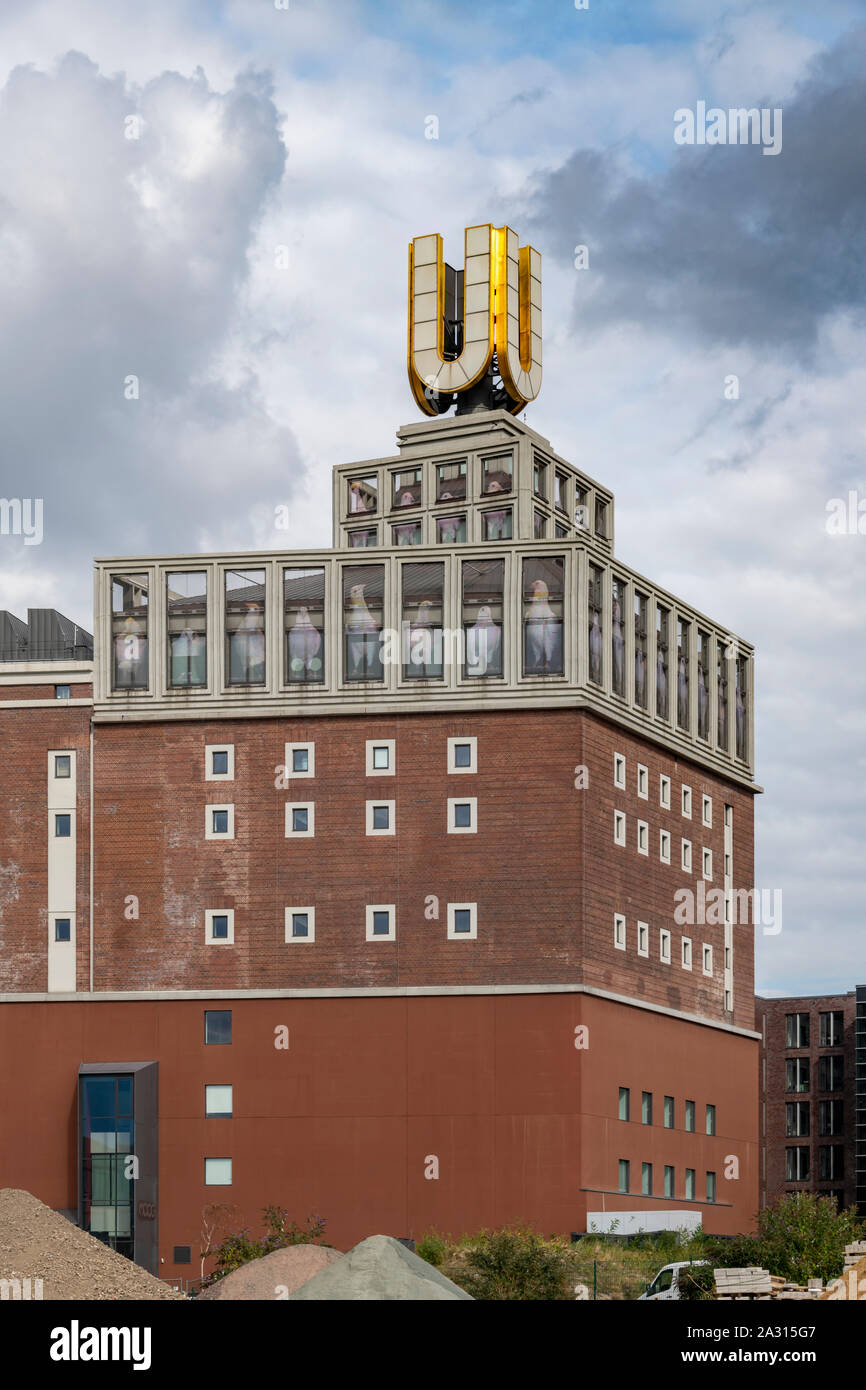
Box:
left=407, top=223, right=542, bottom=416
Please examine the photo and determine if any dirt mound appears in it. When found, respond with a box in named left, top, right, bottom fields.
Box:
left=289, top=1235, right=473, bottom=1300
left=0, top=1189, right=182, bottom=1300
left=197, top=1244, right=342, bottom=1300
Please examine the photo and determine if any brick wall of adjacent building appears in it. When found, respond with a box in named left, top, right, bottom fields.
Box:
left=0, top=684, right=92, bottom=700
left=756, top=993, right=858, bottom=1210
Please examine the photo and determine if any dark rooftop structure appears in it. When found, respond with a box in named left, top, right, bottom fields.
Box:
left=0, top=608, right=93, bottom=663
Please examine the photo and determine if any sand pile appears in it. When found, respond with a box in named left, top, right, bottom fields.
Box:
left=0, top=1189, right=182, bottom=1300
left=289, top=1235, right=473, bottom=1300
left=197, top=1244, right=342, bottom=1300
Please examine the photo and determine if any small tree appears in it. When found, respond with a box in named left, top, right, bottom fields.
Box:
left=456, top=1226, right=575, bottom=1301
left=201, top=1206, right=327, bottom=1288
left=707, top=1193, right=864, bottom=1286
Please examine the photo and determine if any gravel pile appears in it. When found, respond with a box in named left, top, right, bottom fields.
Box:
left=289, top=1235, right=473, bottom=1300
left=197, top=1244, right=343, bottom=1300
left=0, top=1189, right=182, bottom=1301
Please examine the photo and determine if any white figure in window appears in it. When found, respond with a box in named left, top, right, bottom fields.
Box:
left=468, top=605, right=500, bottom=676
left=288, top=605, right=322, bottom=677
left=408, top=599, right=435, bottom=671
left=589, top=608, right=602, bottom=684
left=346, top=583, right=379, bottom=678
left=718, top=675, right=727, bottom=745
left=525, top=579, right=561, bottom=674
left=349, top=482, right=369, bottom=513
left=439, top=516, right=460, bottom=544
left=485, top=509, right=508, bottom=540
left=634, top=639, right=646, bottom=707
left=657, top=648, right=667, bottom=715
left=233, top=602, right=265, bottom=682
left=697, top=662, right=708, bottom=737
left=736, top=679, right=745, bottom=754
left=398, top=490, right=415, bottom=507
left=677, top=655, right=688, bottom=727
left=612, top=598, right=624, bottom=693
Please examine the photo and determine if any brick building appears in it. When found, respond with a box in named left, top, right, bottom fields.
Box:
left=0, top=228, right=761, bottom=1277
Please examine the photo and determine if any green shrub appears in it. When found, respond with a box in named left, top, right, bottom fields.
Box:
left=705, top=1193, right=864, bottom=1287
left=202, top=1206, right=326, bottom=1288
left=453, top=1225, right=575, bottom=1301
left=415, top=1231, right=449, bottom=1268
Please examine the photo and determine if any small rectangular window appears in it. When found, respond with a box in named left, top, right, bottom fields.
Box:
left=206, top=745, right=234, bottom=782
left=614, top=753, right=626, bottom=787
left=174, top=1247, right=191, bottom=1265
left=588, top=564, right=603, bottom=685
left=436, top=514, right=466, bottom=544
left=614, top=913, right=626, bottom=950
left=785, top=1147, right=810, bottom=1182
left=785, top=1013, right=810, bottom=1048
left=225, top=569, right=266, bottom=685
left=392, top=519, right=423, bottom=547
left=481, top=507, right=512, bottom=541
left=641, top=1162, right=653, bottom=1196
left=347, top=526, right=377, bottom=549
left=664, top=1165, right=674, bottom=1199
left=819, top=1011, right=844, bottom=1048
left=481, top=453, right=512, bottom=495
left=685, top=1168, right=695, bottom=1201
left=448, top=737, right=477, bottom=774
left=204, top=1158, right=233, bottom=1186
left=523, top=556, right=564, bottom=675
left=682, top=936, right=692, bottom=970
left=206, top=910, right=234, bottom=944
left=685, top=1100, right=696, bottom=1132
left=205, top=1085, right=233, bottom=1117
left=366, top=904, right=396, bottom=941
left=637, top=921, right=648, bottom=957
left=659, top=774, right=671, bottom=809
left=285, top=742, right=315, bottom=779
left=663, top=1096, right=674, bottom=1129
left=403, top=561, right=444, bottom=679
left=702, top=848, right=713, bottom=880
left=366, top=739, right=395, bottom=776
left=681, top=839, right=692, bottom=873
left=447, top=902, right=477, bottom=940
left=706, top=1171, right=716, bottom=1203
left=205, top=1010, right=232, bottom=1045
left=642, top=1091, right=653, bottom=1125
left=285, top=907, right=315, bottom=943
left=702, top=944, right=713, bottom=976
left=677, top=619, right=690, bottom=730
left=206, top=805, right=234, bottom=840
left=595, top=497, right=608, bottom=538
left=533, top=510, right=547, bottom=539
left=343, top=564, right=385, bottom=682
left=55, top=684, right=71, bottom=700
left=286, top=803, right=314, bottom=837
left=618, top=1159, right=630, bottom=1194
left=167, top=570, right=207, bottom=688
left=347, top=474, right=378, bottom=515
left=55, top=814, right=71, bottom=838
left=702, top=795, right=712, bottom=827
left=436, top=459, right=467, bottom=503
left=54, top=918, right=71, bottom=942
left=448, top=798, right=477, bottom=834
left=660, top=830, right=671, bottom=864
left=611, top=575, right=626, bottom=697
left=54, top=754, right=72, bottom=778
left=660, top=929, right=671, bottom=964
left=614, top=811, right=626, bottom=846
left=618, top=1087, right=630, bottom=1122
left=706, top=1104, right=716, bottom=1136
left=366, top=800, right=395, bottom=836
left=637, top=821, right=648, bottom=855
left=656, top=605, right=669, bottom=719
left=554, top=471, right=568, bottom=511
left=391, top=467, right=422, bottom=510
left=533, top=458, right=547, bottom=499
left=637, top=765, right=648, bottom=799
left=682, top=785, right=692, bottom=818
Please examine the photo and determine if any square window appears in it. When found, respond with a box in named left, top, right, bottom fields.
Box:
left=285, top=802, right=315, bottom=838
left=660, top=830, right=671, bottom=864
left=702, top=848, right=713, bottom=880
left=285, top=907, right=315, bottom=943
left=637, top=921, right=649, bottom=957
left=205, top=1084, right=233, bottom=1118
left=637, top=765, right=648, bottom=799
left=614, top=811, right=626, bottom=846
left=54, top=754, right=71, bottom=779
left=206, top=805, right=234, bottom=839
left=212, top=751, right=228, bottom=776
left=366, top=739, right=395, bottom=776
left=660, top=774, right=671, bottom=809
left=366, top=904, right=395, bottom=941
left=366, top=800, right=395, bottom=836
left=660, top=929, right=671, bottom=964
left=206, top=910, right=235, bottom=945
left=482, top=453, right=513, bottom=495
left=614, top=753, right=626, bottom=788
left=205, top=1010, right=232, bottom=1045
left=447, top=902, right=477, bottom=940
left=682, top=785, right=692, bottom=818
left=204, top=1158, right=232, bottom=1186
left=447, top=797, right=477, bottom=834
left=702, top=795, right=712, bottom=827
left=702, top=945, right=713, bottom=977
left=206, top=745, right=234, bottom=782
left=54, top=918, right=71, bottom=942
left=682, top=936, right=692, bottom=970
left=285, top=742, right=315, bottom=779
left=55, top=685, right=71, bottom=700
left=174, top=1247, right=191, bottom=1265
left=55, top=814, right=71, bottom=838
left=448, top=737, right=477, bottom=774
left=614, top=913, right=626, bottom=951
left=637, top=820, right=648, bottom=855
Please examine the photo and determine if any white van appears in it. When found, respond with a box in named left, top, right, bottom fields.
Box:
left=638, top=1260, right=709, bottom=1300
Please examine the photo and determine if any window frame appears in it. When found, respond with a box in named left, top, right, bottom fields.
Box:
left=365, top=739, right=395, bottom=776
left=205, top=804, right=235, bottom=840
left=447, top=736, right=477, bottom=774
left=447, top=902, right=478, bottom=940
left=205, top=745, right=235, bottom=782
left=285, top=802, right=315, bottom=838
left=205, top=909, right=235, bottom=945
left=285, top=906, right=316, bottom=943
left=447, top=797, right=477, bottom=834
left=366, top=800, right=396, bottom=837
left=366, top=903, right=396, bottom=942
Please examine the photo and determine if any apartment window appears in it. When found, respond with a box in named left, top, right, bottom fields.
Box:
left=614, top=753, right=626, bottom=788
left=706, top=1104, right=716, bottom=1136
left=574, top=486, right=588, bottom=530
left=642, top=1163, right=653, bottom=1196
left=344, top=564, right=385, bottom=681
left=659, top=774, right=671, bottom=809
left=642, top=1092, right=653, bottom=1125
left=819, top=1011, right=844, bottom=1048
left=595, top=497, right=608, bottom=538
left=618, top=1160, right=630, bottom=1194
left=614, top=914, right=626, bottom=951
left=204, top=1158, right=232, bottom=1186
left=660, top=929, right=671, bottom=964
left=55, top=685, right=71, bottom=700
left=554, top=522, right=568, bottom=539
left=681, top=839, right=692, bottom=873
left=664, top=1096, right=674, bottom=1129
left=685, top=1169, right=695, bottom=1201
left=818, top=1056, right=844, bottom=1092
left=819, top=1146, right=844, bottom=1181
left=611, top=576, right=626, bottom=698
left=697, top=631, right=710, bottom=741
left=205, top=1085, right=232, bottom=1118
left=204, top=1011, right=232, bottom=1045
left=702, top=795, right=712, bottom=828
left=785, top=1147, right=810, bottom=1182
left=664, top=1166, right=675, bottom=1199
left=366, top=739, right=395, bottom=776
left=554, top=471, right=568, bottom=511
left=205, top=910, right=234, bottom=945
left=347, top=527, right=377, bottom=549
left=206, top=805, right=234, bottom=840
left=523, top=556, right=564, bottom=676
left=167, top=570, right=207, bottom=688
left=284, top=567, right=326, bottom=684
left=447, top=798, right=477, bottom=834
left=614, top=811, right=626, bottom=846
left=436, top=514, right=466, bottom=545
left=481, top=453, right=512, bottom=495
left=366, top=800, right=395, bottom=836
left=634, top=592, right=648, bottom=709
left=676, top=619, right=690, bottom=730
left=819, top=1100, right=843, bottom=1136
left=637, top=821, right=648, bottom=855
left=111, top=573, right=149, bottom=689
left=618, top=1087, right=630, bottom=1122
left=403, top=561, right=444, bottom=679
left=391, top=466, right=422, bottom=510
left=637, top=765, right=648, bottom=799
left=656, top=605, right=669, bottom=719
left=706, top=1172, right=716, bottom=1203
left=702, top=848, right=712, bottom=880
left=685, top=1100, right=695, bottom=1132
left=736, top=655, right=749, bottom=760
left=785, top=1058, right=810, bottom=1093
left=637, top=922, right=649, bottom=957
left=588, top=564, right=603, bottom=685
left=347, top=474, right=378, bottom=515
left=390, top=514, right=425, bottom=545
left=285, top=803, right=314, bottom=838
left=462, top=558, right=504, bottom=678
left=533, top=510, right=547, bottom=540
left=724, top=988, right=733, bottom=1013
left=285, top=907, right=315, bottom=943
left=447, top=903, right=477, bottom=940
left=54, top=813, right=72, bottom=838
left=436, top=459, right=467, bottom=503
left=660, top=830, right=671, bottom=864
left=786, top=1102, right=810, bottom=1137
left=206, top=745, right=234, bottom=781
left=225, top=569, right=266, bottom=685
left=54, top=918, right=71, bottom=942
left=533, top=458, right=547, bottom=499
left=681, top=785, right=692, bottom=819
left=447, top=737, right=477, bottom=774
left=786, top=1013, right=810, bottom=1049
left=366, top=904, right=395, bottom=941
left=716, top=642, right=729, bottom=751
left=682, top=937, right=693, bottom=970
left=54, top=754, right=72, bottom=778
left=702, top=945, right=713, bottom=976
left=481, top=507, right=512, bottom=541
left=285, top=742, right=315, bottom=779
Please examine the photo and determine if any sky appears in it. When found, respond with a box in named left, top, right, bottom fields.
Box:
left=0, top=0, right=864, bottom=996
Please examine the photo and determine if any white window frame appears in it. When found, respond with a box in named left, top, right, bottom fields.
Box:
left=660, top=829, right=671, bottom=864
left=682, top=936, right=693, bottom=971
left=447, top=736, right=477, bottom=774
left=637, top=764, right=648, bottom=800
left=637, top=921, right=649, bottom=958
left=285, top=906, right=316, bottom=943
left=205, top=745, right=234, bottom=782
left=366, top=903, right=396, bottom=942
left=366, top=799, right=396, bottom=836
left=702, top=794, right=712, bottom=828
left=205, top=804, right=235, bottom=840
left=205, top=1085, right=233, bottom=1118
left=285, top=741, right=315, bottom=779
left=660, top=774, right=671, bottom=809
left=204, top=1158, right=233, bottom=1186
left=447, top=902, right=478, bottom=940
left=205, top=908, right=235, bottom=945
left=660, top=928, right=671, bottom=964
left=637, top=820, right=648, bottom=855
left=614, top=810, right=626, bottom=846
left=614, top=913, right=626, bottom=951
left=702, top=848, right=713, bottom=880
left=447, top=797, right=477, bottom=834
left=681, top=785, right=692, bottom=819
left=366, top=739, right=395, bottom=776
left=614, top=752, right=626, bottom=789
left=703, top=944, right=713, bottom=976
left=285, top=801, right=315, bottom=838
left=681, top=838, right=692, bottom=873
